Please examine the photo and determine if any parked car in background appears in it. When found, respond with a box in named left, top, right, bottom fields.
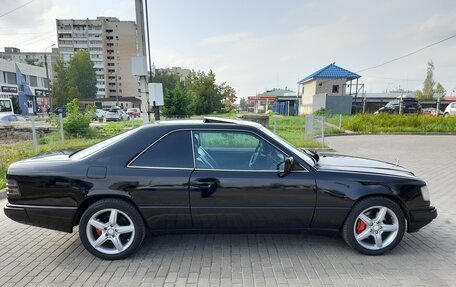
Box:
left=126, top=108, right=141, bottom=117
left=4, top=117, right=437, bottom=260
left=105, top=108, right=130, bottom=122
left=0, top=98, right=14, bottom=115
left=443, top=102, right=456, bottom=117
left=53, top=107, right=66, bottom=117
left=93, top=109, right=106, bottom=121
left=0, top=114, right=28, bottom=124
left=375, top=97, right=422, bottom=114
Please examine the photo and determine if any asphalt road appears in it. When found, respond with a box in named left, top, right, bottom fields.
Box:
left=0, top=135, right=455, bottom=286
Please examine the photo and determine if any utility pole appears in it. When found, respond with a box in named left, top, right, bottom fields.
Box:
left=44, top=44, right=55, bottom=110
left=144, top=0, right=160, bottom=120
left=135, top=0, right=150, bottom=123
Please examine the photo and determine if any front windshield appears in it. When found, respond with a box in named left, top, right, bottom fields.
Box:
left=71, top=127, right=140, bottom=159
left=258, top=125, right=315, bottom=167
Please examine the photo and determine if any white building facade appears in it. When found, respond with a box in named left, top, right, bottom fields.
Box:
left=0, top=47, right=59, bottom=81
left=0, top=58, right=50, bottom=114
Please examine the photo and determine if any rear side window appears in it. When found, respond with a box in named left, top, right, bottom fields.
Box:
left=130, top=130, right=193, bottom=168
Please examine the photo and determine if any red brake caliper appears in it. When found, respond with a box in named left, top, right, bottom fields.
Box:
left=96, top=229, right=103, bottom=237
left=356, top=219, right=367, bottom=234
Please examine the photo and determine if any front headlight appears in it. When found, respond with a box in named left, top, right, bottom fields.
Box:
left=421, top=185, right=430, bottom=201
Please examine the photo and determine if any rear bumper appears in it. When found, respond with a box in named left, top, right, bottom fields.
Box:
left=408, top=205, right=437, bottom=233
left=4, top=204, right=77, bottom=233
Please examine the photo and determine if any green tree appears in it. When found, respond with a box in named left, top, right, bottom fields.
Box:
left=187, top=70, right=223, bottom=115
left=67, top=50, right=97, bottom=98
left=220, top=83, right=237, bottom=112
left=162, top=83, right=193, bottom=117
left=150, top=70, right=180, bottom=91
left=51, top=51, right=97, bottom=107
left=415, top=61, right=446, bottom=100
left=51, top=58, right=70, bottom=107
left=63, top=98, right=95, bottom=137
left=435, top=82, right=446, bottom=97
left=239, top=97, right=248, bottom=111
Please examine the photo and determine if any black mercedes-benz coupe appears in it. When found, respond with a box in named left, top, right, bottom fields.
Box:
left=4, top=117, right=437, bottom=260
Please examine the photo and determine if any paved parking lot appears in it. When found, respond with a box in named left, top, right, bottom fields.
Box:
left=0, top=134, right=455, bottom=287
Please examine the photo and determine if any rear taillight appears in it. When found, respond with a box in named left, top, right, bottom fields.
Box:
left=6, top=179, right=20, bottom=196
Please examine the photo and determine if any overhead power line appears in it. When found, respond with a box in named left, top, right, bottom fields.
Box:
left=357, top=33, right=456, bottom=73
left=0, top=0, right=37, bottom=18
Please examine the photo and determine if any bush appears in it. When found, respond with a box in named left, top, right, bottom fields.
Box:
left=339, top=113, right=456, bottom=132
left=63, top=99, right=95, bottom=137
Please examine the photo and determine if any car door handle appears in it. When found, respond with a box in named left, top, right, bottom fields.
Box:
left=198, top=183, right=213, bottom=189
left=193, top=181, right=217, bottom=198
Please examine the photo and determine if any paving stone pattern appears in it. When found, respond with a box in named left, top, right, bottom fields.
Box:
left=0, top=135, right=455, bottom=286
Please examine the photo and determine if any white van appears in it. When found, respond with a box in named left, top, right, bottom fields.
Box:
left=0, top=98, right=14, bottom=115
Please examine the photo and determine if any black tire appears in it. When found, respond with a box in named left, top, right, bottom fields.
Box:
left=342, top=197, right=406, bottom=255
left=79, top=198, right=146, bottom=260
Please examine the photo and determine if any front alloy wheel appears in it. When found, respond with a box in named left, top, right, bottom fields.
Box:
left=342, top=197, right=405, bottom=255
left=79, top=199, right=146, bottom=260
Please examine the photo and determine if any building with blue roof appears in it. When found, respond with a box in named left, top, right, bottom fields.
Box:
left=297, top=63, right=361, bottom=114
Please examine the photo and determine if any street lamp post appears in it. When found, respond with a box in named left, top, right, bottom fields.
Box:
left=44, top=44, right=55, bottom=110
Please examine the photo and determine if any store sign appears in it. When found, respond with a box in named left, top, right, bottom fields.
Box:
left=35, top=89, right=50, bottom=97
left=1, top=86, right=18, bottom=93
left=247, top=96, right=276, bottom=101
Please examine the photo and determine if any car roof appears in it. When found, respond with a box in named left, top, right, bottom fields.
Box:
left=154, top=117, right=264, bottom=129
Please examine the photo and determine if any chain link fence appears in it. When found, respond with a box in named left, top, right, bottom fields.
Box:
left=304, top=114, right=345, bottom=146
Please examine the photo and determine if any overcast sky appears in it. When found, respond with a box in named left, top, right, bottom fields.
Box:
left=1, top=0, right=455, bottom=98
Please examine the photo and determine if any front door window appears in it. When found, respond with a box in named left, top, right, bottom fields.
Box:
left=193, top=131, right=286, bottom=171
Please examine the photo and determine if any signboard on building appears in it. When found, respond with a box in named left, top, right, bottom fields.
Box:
left=35, top=89, right=50, bottom=97
left=1, top=86, right=18, bottom=93
left=247, top=96, right=276, bottom=101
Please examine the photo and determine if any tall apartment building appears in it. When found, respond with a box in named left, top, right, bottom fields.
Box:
left=56, top=17, right=138, bottom=98
left=0, top=47, right=59, bottom=80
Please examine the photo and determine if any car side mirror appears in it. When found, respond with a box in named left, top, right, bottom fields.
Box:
left=283, top=157, right=294, bottom=174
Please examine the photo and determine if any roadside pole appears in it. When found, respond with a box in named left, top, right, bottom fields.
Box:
left=59, top=113, right=64, bottom=143
left=31, top=117, right=37, bottom=153
left=135, top=0, right=150, bottom=124
left=321, top=117, right=325, bottom=146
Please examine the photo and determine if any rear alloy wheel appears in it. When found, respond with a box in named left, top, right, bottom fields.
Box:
left=342, top=197, right=406, bottom=255
left=79, top=199, right=146, bottom=260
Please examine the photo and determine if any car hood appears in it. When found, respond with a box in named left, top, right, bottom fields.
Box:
left=315, top=154, right=415, bottom=178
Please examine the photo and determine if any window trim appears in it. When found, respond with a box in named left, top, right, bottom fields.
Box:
left=126, top=128, right=308, bottom=172
left=127, top=129, right=194, bottom=170
left=192, top=129, right=289, bottom=172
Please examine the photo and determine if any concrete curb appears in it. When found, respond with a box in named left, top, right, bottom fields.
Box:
left=324, top=132, right=456, bottom=137
left=0, top=188, right=6, bottom=200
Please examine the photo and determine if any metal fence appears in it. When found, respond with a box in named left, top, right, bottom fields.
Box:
left=304, top=114, right=344, bottom=146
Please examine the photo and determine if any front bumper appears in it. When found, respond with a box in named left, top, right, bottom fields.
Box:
left=4, top=204, right=77, bottom=233
left=408, top=205, right=437, bottom=233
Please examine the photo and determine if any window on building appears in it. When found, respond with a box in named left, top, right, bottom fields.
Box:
left=29, top=76, right=37, bottom=87
left=6, top=72, right=16, bottom=85
left=130, top=131, right=193, bottom=168
left=332, top=85, right=339, bottom=93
